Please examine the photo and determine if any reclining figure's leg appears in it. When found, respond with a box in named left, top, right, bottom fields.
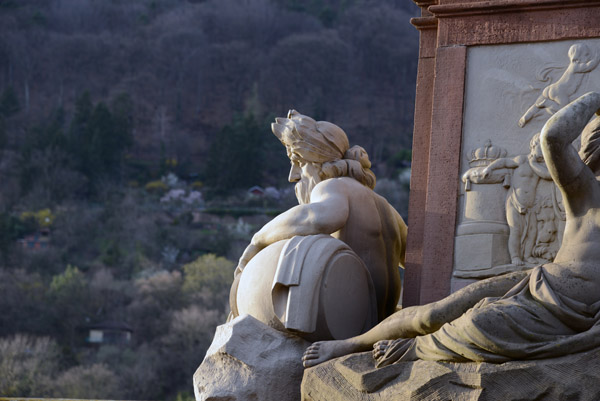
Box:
left=302, top=270, right=528, bottom=367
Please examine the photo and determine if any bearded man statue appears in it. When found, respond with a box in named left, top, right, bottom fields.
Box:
left=229, top=110, right=407, bottom=341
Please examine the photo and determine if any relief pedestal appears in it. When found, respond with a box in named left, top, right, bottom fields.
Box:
left=453, top=142, right=512, bottom=291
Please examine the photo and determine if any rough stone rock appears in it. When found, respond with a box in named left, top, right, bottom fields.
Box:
left=301, top=348, right=600, bottom=401
left=194, top=314, right=310, bottom=401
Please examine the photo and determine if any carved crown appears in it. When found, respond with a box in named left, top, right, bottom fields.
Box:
left=468, top=140, right=507, bottom=167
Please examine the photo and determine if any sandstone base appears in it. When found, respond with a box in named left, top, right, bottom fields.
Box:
left=302, top=348, right=600, bottom=401
left=194, top=314, right=310, bottom=401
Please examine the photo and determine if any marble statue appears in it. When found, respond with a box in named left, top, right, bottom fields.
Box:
left=303, top=92, right=600, bottom=368
left=195, top=111, right=406, bottom=400
left=519, top=43, right=599, bottom=128
left=229, top=110, right=407, bottom=340
left=477, top=132, right=552, bottom=266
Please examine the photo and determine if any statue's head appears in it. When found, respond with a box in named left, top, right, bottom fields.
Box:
left=272, top=110, right=376, bottom=204
left=568, top=43, right=592, bottom=64
left=580, top=115, right=600, bottom=175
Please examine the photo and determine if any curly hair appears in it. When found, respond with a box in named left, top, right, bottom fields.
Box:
left=320, top=145, right=376, bottom=189
left=272, top=110, right=376, bottom=189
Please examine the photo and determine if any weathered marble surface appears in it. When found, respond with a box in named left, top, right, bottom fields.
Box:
left=303, top=93, right=600, bottom=371
left=453, top=39, right=600, bottom=287
left=195, top=111, right=407, bottom=401
left=236, top=235, right=377, bottom=342
left=302, top=348, right=600, bottom=401
left=230, top=110, right=406, bottom=339
left=194, top=315, right=310, bottom=401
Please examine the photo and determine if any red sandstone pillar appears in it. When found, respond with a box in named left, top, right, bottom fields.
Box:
left=403, top=2, right=438, bottom=307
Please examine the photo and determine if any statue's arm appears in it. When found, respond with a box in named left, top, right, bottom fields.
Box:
left=529, top=159, right=552, bottom=180
left=540, top=92, right=600, bottom=212
left=396, top=209, right=407, bottom=268
left=236, top=180, right=350, bottom=271
left=581, top=56, right=600, bottom=72
left=482, top=157, right=519, bottom=176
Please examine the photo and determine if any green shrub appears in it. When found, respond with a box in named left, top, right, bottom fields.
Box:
left=145, top=180, right=168, bottom=193
left=183, top=254, right=234, bottom=296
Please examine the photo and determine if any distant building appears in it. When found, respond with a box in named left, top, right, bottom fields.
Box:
left=248, top=185, right=265, bottom=196
left=18, top=228, right=50, bottom=251
left=85, top=321, right=133, bottom=345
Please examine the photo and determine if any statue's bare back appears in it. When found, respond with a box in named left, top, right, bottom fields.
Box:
left=322, top=177, right=405, bottom=318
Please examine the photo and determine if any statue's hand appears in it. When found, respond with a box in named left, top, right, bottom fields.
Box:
left=481, top=166, right=492, bottom=178
left=235, top=243, right=262, bottom=278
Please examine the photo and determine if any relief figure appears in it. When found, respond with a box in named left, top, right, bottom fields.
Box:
left=519, top=43, right=599, bottom=128
left=531, top=197, right=559, bottom=262
left=478, top=133, right=552, bottom=266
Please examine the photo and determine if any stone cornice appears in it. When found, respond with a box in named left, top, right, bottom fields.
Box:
left=429, top=0, right=600, bottom=18
left=414, top=0, right=438, bottom=6
left=411, top=16, right=438, bottom=30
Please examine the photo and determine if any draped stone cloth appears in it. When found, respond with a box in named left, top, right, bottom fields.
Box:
left=377, top=266, right=600, bottom=367
left=272, top=234, right=377, bottom=337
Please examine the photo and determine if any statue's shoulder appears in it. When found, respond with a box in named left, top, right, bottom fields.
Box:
left=315, top=176, right=367, bottom=193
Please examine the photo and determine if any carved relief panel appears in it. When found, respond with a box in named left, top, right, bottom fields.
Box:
left=453, top=39, right=600, bottom=288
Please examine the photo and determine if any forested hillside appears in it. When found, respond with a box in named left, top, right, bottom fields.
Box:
left=0, top=0, right=419, bottom=399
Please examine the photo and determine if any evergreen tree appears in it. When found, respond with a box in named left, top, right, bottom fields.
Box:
left=204, top=113, right=264, bottom=196
left=110, top=93, right=134, bottom=156
left=24, top=108, right=67, bottom=153
left=67, top=92, right=133, bottom=191
left=0, top=86, right=20, bottom=118
left=19, top=108, right=68, bottom=197
left=68, top=92, right=95, bottom=181
left=0, top=87, right=20, bottom=153
left=89, top=102, right=114, bottom=175
left=0, top=116, right=6, bottom=151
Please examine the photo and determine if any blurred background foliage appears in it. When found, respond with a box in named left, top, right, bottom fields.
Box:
left=0, top=0, right=418, bottom=399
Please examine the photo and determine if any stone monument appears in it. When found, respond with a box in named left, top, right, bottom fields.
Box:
left=299, top=0, right=600, bottom=398
left=405, top=0, right=600, bottom=305
left=302, top=91, right=600, bottom=400
left=195, top=2, right=600, bottom=400
left=193, top=111, right=407, bottom=400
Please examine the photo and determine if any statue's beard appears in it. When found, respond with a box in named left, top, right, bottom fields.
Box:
left=295, top=175, right=320, bottom=205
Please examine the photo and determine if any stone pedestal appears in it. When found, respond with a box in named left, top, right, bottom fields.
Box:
left=454, top=229, right=509, bottom=274
left=194, top=315, right=310, bottom=401
left=302, top=349, right=600, bottom=401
